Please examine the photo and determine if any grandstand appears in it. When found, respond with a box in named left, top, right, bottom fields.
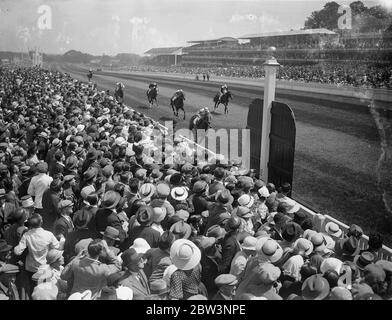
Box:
left=154, top=28, right=392, bottom=67
left=144, top=47, right=184, bottom=66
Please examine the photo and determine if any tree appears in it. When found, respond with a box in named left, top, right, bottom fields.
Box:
left=304, top=2, right=342, bottom=30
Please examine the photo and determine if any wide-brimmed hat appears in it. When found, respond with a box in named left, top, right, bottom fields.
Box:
left=354, top=252, right=376, bottom=271
left=257, top=262, right=281, bottom=285
left=320, top=258, right=343, bottom=275
left=136, top=205, right=155, bottom=226
left=0, top=239, right=12, bottom=253
left=102, top=191, right=122, bottom=209
left=241, top=236, right=257, bottom=251
left=151, top=169, right=163, bottom=180
left=139, top=183, right=156, bottom=202
left=170, top=187, right=188, bottom=201
left=255, top=238, right=283, bottom=263
left=293, top=238, right=314, bottom=256
left=284, top=198, right=300, bottom=214
left=215, top=189, right=233, bottom=205
left=170, top=221, right=192, bottom=239
left=175, top=209, right=190, bottom=222
left=237, top=194, right=254, bottom=208
left=310, top=233, right=327, bottom=253
left=282, top=222, right=303, bottom=243
left=130, top=238, right=151, bottom=254
left=258, top=186, right=270, bottom=198
left=101, top=226, right=120, bottom=241
left=170, top=239, right=201, bottom=270
left=83, top=167, right=98, bottom=181
left=324, top=222, right=343, bottom=238
left=301, top=274, right=330, bottom=300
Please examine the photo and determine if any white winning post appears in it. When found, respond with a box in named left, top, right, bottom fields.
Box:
left=260, top=47, right=280, bottom=181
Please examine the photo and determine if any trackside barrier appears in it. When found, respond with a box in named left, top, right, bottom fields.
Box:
left=297, top=203, right=392, bottom=261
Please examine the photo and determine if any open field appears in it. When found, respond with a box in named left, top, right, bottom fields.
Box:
left=55, top=63, right=392, bottom=246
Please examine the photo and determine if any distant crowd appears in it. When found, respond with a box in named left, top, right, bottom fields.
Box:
left=127, top=63, right=392, bottom=89
left=0, top=65, right=391, bottom=301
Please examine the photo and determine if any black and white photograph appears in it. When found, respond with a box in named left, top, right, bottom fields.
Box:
left=0, top=0, right=392, bottom=304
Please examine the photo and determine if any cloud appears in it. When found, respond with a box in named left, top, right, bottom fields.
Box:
left=375, top=0, right=392, bottom=10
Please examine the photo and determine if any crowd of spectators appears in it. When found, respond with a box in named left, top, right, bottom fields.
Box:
left=0, top=65, right=391, bottom=301
left=127, top=63, right=392, bottom=88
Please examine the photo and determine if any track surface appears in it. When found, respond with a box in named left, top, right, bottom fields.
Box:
left=55, top=63, right=392, bottom=243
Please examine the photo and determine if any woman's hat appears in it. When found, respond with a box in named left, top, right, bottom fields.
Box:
left=170, top=221, right=192, bottom=239
left=192, top=180, right=208, bottom=194
left=101, top=191, right=121, bottom=209
left=241, top=236, right=257, bottom=251
left=136, top=205, right=155, bottom=226
left=255, top=238, right=283, bottom=263
left=170, top=187, right=188, bottom=201
left=310, top=233, right=327, bottom=253
left=170, top=239, right=201, bottom=270
left=293, top=238, right=314, bottom=256
left=301, top=274, right=330, bottom=300
left=258, top=186, right=270, bottom=198
left=324, top=222, right=343, bottom=238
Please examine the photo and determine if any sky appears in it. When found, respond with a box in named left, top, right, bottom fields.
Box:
left=0, top=0, right=389, bottom=55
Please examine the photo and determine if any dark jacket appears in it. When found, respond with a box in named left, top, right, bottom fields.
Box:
left=41, top=189, right=61, bottom=231
left=95, top=208, right=126, bottom=242
left=218, top=232, right=241, bottom=274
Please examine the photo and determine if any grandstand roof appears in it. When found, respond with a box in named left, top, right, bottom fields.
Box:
left=187, top=37, right=238, bottom=44
left=239, top=28, right=337, bottom=39
left=144, top=47, right=183, bottom=55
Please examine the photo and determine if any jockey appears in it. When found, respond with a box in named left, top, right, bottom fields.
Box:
left=198, top=107, right=210, bottom=118
left=148, top=82, right=157, bottom=90
left=173, top=89, right=183, bottom=101
left=219, top=84, right=228, bottom=100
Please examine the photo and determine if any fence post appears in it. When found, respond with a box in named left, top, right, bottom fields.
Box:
left=260, top=47, right=280, bottom=181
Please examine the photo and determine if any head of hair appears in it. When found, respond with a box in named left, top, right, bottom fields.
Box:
left=28, top=213, right=43, bottom=228
left=129, top=178, right=139, bottom=194
left=368, top=233, right=383, bottom=251
left=87, top=239, right=103, bottom=258
left=323, top=270, right=339, bottom=289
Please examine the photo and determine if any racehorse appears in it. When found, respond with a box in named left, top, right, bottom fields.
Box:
left=114, top=83, right=124, bottom=104
left=213, top=90, right=233, bottom=114
left=189, top=112, right=212, bottom=144
left=146, top=87, right=158, bottom=108
left=171, top=91, right=186, bottom=120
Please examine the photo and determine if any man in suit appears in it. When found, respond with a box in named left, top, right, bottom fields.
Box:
left=205, top=189, right=233, bottom=232
left=53, top=200, right=74, bottom=240
left=61, top=239, right=121, bottom=299
left=0, top=189, right=17, bottom=235
left=40, top=178, right=63, bottom=231
left=95, top=191, right=126, bottom=243
left=218, top=216, right=241, bottom=274
left=117, top=248, right=151, bottom=300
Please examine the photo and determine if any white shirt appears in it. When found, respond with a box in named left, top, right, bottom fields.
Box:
left=28, top=173, right=53, bottom=209
left=14, top=227, right=60, bottom=272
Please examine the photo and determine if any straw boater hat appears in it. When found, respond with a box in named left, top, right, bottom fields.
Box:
left=170, top=186, right=188, bottom=201
left=324, top=222, right=343, bottom=238
left=170, top=239, right=201, bottom=271
left=255, top=237, right=283, bottom=263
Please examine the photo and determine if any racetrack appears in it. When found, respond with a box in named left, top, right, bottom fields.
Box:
left=55, top=63, right=392, bottom=244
